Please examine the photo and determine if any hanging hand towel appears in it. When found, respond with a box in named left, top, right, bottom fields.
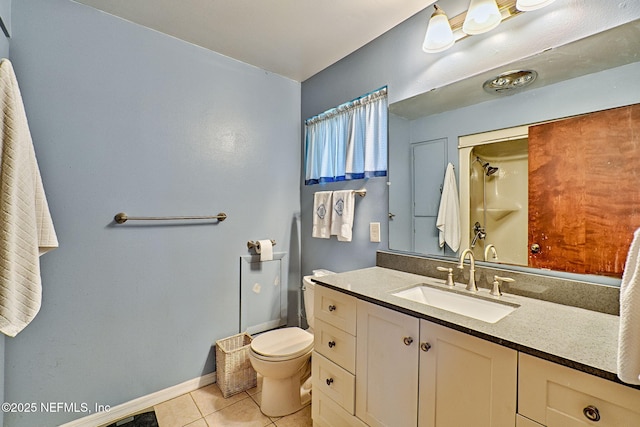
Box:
left=618, top=227, right=640, bottom=385
left=331, top=190, right=355, bottom=242
left=436, top=163, right=460, bottom=252
left=312, top=191, right=332, bottom=239
left=0, top=59, right=58, bottom=337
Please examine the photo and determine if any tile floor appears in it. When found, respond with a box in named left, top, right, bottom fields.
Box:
left=153, top=383, right=312, bottom=427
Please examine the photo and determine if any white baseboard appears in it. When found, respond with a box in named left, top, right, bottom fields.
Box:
left=59, top=371, right=217, bottom=427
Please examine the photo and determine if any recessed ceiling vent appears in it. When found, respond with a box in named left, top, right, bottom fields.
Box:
left=483, top=70, right=538, bottom=95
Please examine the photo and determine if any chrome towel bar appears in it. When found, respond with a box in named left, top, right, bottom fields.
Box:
left=114, top=212, right=227, bottom=224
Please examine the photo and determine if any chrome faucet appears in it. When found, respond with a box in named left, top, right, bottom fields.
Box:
left=458, top=249, right=477, bottom=292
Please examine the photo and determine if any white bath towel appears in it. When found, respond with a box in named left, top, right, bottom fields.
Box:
left=312, top=191, right=332, bottom=239
left=617, top=227, right=640, bottom=384
left=436, top=163, right=460, bottom=252
left=331, top=190, right=355, bottom=242
left=0, top=59, right=58, bottom=337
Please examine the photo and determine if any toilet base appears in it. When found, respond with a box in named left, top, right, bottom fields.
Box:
left=256, top=362, right=311, bottom=417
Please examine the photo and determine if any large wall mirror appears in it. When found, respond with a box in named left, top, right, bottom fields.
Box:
left=388, top=19, right=640, bottom=285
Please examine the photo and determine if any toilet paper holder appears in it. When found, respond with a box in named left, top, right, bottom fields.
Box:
left=247, top=239, right=276, bottom=250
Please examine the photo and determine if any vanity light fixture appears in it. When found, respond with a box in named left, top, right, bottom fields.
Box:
left=423, top=0, right=555, bottom=53
left=422, top=5, right=455, bottom=53
left=516, top=0, right=556, bottom=11
left=463, top=0, right=502, bottom=35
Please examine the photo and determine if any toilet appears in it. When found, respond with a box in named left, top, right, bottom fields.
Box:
left=248, top=269, right=333, bottom=417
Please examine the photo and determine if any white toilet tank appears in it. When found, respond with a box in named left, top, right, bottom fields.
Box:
left=303, top=269, right=334, bottom=331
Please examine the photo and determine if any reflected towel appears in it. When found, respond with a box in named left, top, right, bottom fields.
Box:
left=331, top=190, right=355, bottom=242
left=618, top=228, right=640, bottom=385
left=436, top=163, right=460, bottom=252
left=312, top=191, right=332, bottom=239
left=0, top=59, right=58, bottom=337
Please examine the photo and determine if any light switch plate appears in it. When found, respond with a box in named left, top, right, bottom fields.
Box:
left=370, top=222, right=381, bottom=243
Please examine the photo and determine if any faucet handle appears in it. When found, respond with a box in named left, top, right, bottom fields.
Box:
left=436, top=266, right=455, bottom=287
left=490, top=275, right=515, bottom=297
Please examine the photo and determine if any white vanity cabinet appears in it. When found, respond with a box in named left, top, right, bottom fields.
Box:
left=312, top=285, right=366, bottom=427
left=354, top=299, right=517, bottom=427
left=355, top=300, right=419, bottom=427
left=419, top=319, right=517, bottom=427
left=518, top=353, right=640, bottom=426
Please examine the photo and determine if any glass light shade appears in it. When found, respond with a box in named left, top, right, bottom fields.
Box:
left=462, top=0, right=502, bottom=35
left=422, top=9, right=455, bottom=53
left=516, top=0, right=556, bottom=11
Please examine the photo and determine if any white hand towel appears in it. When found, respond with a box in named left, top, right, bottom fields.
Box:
left=436, top=163, right=461, bottom=252
left=312, top=191, right=332, bottom=239
left=331, top=190, right=355, bottom=242
left=0, top=59, right=58, bottom=337
left=617, top=227, right=640, bottom=384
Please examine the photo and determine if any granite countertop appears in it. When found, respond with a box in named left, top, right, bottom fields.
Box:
left=313, top=266, right=631, bottom=387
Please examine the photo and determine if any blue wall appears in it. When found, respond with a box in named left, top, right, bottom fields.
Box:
left=4, top=0, right=300, bottom=425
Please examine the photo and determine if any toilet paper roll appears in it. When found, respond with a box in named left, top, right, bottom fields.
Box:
left=256, top=239, right=273, bottom=262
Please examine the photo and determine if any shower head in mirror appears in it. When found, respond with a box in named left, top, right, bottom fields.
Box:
left=474, top=156, right=499, bottom=176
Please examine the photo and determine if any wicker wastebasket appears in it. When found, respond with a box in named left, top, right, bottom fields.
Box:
left=215, top=333, right=257, bottom=398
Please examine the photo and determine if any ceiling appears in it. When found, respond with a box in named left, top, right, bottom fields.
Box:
left=73, top=0, right=436, bottom=82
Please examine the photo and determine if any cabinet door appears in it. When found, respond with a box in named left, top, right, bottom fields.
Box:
left=356, top=300, right=419, bottom=427
left=418, top=320, right=517, bottom=427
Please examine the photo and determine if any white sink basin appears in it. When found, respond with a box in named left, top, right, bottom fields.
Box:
left=392, top=283, right=519, bottom=323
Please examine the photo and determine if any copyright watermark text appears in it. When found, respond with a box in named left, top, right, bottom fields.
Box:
left=2, top=402, right=111, bottom=414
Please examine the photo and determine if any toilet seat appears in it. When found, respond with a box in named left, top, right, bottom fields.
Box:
left=251, top=327, right=313, bottom=362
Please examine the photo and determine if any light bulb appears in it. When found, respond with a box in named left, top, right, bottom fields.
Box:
left=422, top=5, right=455, bottom=53
left=462, top=0, right=502, bottom=35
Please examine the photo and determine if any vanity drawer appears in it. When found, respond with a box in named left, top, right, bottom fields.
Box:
left=312, top=352, right=356, bottom=414
left=315, top=285, right=357, bottom=335
left=312, top=390, right=367, bottom=427
left=518, top=353, right=640, bottom=426
left=314, top=318, right=356, bottom=374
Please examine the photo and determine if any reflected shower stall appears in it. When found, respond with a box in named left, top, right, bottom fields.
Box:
left=459, top=129, right=529, bottom=266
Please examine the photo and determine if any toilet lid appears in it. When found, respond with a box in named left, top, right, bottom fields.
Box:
left=251, top=327, right=313, bottom=359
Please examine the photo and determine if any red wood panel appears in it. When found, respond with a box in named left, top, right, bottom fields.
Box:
left=528, top=104, right=640, bottom=277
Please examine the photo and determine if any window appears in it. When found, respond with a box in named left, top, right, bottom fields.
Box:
left=304, top=87, right=387, bottom=185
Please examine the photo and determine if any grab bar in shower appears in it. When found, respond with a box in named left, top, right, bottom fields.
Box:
left=114, top=212, right=227, bottom=224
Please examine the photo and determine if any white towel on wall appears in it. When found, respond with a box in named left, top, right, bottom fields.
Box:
left=436, top=163, right=460, bottom=252
left=617, top=227, right=640, bottom=385
left=331, top=190, right=355, bottom=242
left=312, top=191, right=332, bottom=239
left=0, top=58, right=58, bottom=337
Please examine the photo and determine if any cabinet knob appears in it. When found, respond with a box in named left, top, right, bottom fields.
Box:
left=326, top=378, right=334, bottom=386
left=403, top=337, right=414, bottom=346
left=328, top=304, right=336, bottom=312
left=583, top=405, right=600, bottom=422
left=420, top=342, right=432, bottom=352
left=328, top=340, right=336, bottom=348
left=530, top=243, right=541, bottom=254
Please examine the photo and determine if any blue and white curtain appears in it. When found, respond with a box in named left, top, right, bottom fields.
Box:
left=305, top=87, right=387, bottom=185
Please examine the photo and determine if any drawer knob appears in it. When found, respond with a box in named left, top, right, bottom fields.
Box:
left=328, top=340, right=336, bottom=348
left=328, top=304, right=337, bottom=312
left=583, top=405, right=600, bottom=422
left=403, top=337, right=414, bottom=346
left=420, top=342, right=432, bottom=352
left=326, top=378, right=334, bottom=386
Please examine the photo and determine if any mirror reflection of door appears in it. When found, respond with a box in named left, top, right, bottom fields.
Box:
left=528, top=103, right=640, bottom=277
left=412, top=138, right=447, bottom=254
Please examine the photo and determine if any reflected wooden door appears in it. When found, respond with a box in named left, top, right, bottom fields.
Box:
left=528, top=104, right=640, bottom=277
